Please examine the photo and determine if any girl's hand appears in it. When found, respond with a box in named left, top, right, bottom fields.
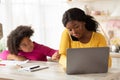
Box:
left=52, top=51, right=60, bottom=61
left=7, top=54, right=27, bottom=61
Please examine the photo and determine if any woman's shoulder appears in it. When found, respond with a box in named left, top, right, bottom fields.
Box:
left=62, top=29, right=69, bottom=34
left=93, top=32, right=105, bottom=38
left=62, top=29, right=71, bottom=37
left=92, top=32, right=107, bottom=46
left=61, top=29, right=72, bottom=40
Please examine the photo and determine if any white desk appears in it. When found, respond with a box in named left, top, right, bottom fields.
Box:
left=0, top=58, right=120, bottom=80
left=110, top=52, right=120, bottom=58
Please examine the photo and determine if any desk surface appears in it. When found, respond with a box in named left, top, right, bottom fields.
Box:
left=110, top=53, right=120, bottom=58
left=0, top=58, right=120, bottom=80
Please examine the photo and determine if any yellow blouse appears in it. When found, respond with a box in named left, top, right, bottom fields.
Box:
left=59, top=29, right=112, bottom=68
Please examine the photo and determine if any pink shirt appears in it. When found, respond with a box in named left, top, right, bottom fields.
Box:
left=0, top=42, right=57, bottom=61
left=0, top=50, right=9, bottom=60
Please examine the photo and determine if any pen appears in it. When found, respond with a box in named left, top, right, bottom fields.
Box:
left=30, top=65, right=40, bottom=69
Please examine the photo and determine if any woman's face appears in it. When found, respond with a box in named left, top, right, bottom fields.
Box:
left=66, top=20, right=86, bottom=39
left=19, top=37, right=34, bottom=52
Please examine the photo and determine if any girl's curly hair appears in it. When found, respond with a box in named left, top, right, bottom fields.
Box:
left=7, top=25, right=34, bottom=55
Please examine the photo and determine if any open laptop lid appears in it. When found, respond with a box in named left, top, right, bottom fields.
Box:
left=66, top=47, right=109, bottom=74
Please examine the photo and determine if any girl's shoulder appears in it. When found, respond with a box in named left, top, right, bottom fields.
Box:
left=0, top=50, right=9, bottom=60
left=1, top=50, right=9, bottom=54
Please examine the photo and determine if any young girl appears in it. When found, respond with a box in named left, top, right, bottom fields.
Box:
left=0, top=25, right=60, bottom=61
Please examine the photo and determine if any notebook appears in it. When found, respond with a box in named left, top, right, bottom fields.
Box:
left=66, top=47, right=109, bottom=74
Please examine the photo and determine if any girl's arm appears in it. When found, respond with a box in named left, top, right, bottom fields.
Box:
left=51, top=51, right=60, bottom=61
left=7, top=53, right=27, bottom=61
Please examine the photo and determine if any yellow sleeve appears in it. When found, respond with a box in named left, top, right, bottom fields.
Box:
left=59, top=29, right=71, bottom=68
left=108, top=56, right=112, bottom=68
left=59, top=29, right=71, bottom=55
left=96, top=33, right=112, bottom=68
left=98, top=34, right=107, bottom=47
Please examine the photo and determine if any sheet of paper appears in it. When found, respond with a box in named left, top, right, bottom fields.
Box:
left=0, top=60, right=29, bottom=66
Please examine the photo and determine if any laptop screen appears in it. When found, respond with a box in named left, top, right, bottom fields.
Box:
left=66, top=47, right=109, bottom=74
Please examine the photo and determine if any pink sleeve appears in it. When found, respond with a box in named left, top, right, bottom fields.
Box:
left=41, top=45, right=57, bottom=57
left=0, top=50, right=9, bottom=60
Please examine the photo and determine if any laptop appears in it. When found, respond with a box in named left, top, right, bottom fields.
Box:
left=66, top=47, right=109, bottom=74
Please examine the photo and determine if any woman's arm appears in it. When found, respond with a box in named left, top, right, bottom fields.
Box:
left=7, top=53, right=27, bottom=61
left=59, top=29, right=71, bottom=68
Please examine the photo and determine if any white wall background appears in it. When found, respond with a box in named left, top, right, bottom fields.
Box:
left=0, top=0, right=69, bottom=49
left=67, top=0, right=120, bottom=43
left=0, top=0, right=120, bottom=49
left=67, top=0, right=120, bottom=16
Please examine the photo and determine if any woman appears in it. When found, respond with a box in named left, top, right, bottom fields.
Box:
left=59, top=8, right=112, bottom=69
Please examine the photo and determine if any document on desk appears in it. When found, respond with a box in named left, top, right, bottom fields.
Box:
left=0, top=60, right=29, bottom=66
left=19, top=65, right=49, bottom=72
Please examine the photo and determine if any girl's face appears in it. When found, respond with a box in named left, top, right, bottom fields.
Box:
left=19, top=37, right=34, bottom=52
left=66, top=20, right=86, bottom=39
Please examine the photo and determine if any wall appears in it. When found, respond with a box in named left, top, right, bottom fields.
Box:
left=67, top=0, right=120, bottom=16
left=0, top=0, right=120, bottom=49
left=67, top=0, right=120, bottom=46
